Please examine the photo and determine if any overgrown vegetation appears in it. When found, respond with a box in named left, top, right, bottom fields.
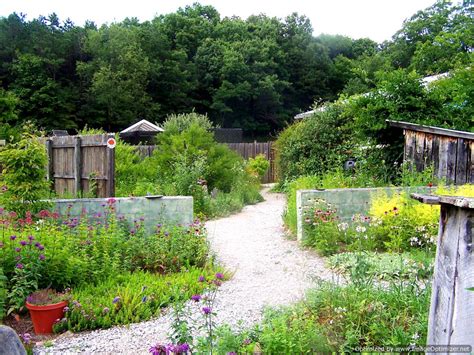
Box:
left=115, top=113, right=263, bottom=217
left=0, top=202, right=212, bottom=318
left=0, top=124, right=51, bottom=216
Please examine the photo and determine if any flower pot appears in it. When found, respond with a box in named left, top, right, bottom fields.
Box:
left=26, top=300, right=68, bottom=334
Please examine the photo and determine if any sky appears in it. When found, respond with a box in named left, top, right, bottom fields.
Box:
left=0, top=0, right=438, bottom=43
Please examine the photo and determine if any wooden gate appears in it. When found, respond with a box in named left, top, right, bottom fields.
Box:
left=45, top=134, right=115, bottom=197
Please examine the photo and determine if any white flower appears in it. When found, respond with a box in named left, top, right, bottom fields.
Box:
left=337, top=222, right=349, bottom=232
left=355, top=226, right=366, bottom=233
left=412, top=333, right=420, bottom=340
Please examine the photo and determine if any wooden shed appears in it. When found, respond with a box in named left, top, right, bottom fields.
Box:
left=119, top=119, right=164, bottom=145
left=388, top=120, right=474, bottom=185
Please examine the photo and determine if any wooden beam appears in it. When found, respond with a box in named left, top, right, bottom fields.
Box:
left=74, top=136, right=82, bottom=197
left=387, top=120, right=474, bottom=140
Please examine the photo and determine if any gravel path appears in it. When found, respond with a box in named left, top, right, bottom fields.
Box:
left=35, top=188, right=332, bottom=354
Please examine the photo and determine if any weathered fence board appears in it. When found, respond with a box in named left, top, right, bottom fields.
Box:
left=389, top=120, right=474, bottom=185
left=45, top=134, right=115, bottom=198
left=412, top=194, right=474, bottom=348
left=135, top=142, right=276, bottom=183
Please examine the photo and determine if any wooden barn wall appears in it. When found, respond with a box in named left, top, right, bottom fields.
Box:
left=45, top=134, right=115, bottom=198
left=404, top=129, right=474, bottom=184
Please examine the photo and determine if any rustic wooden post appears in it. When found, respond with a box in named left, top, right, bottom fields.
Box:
left=106, top=134, right=115, bottom=197
left=45, top=138, right=54, bottom=190
left=411, top=194, right=474, bottom=348
left=74, top=136, right=82, bottom=197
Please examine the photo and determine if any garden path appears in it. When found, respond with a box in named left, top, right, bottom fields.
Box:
left=35, top=187, right=333, bottom=354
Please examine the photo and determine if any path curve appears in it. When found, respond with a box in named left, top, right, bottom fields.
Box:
left=36, top=188, right=332, bottom=354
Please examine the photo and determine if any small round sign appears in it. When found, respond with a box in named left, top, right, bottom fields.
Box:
left=107, top=137, right=116, bottom=149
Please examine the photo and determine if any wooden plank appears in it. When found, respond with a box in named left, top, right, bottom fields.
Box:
left=404, top=130, right=416, bottom=168
left=455, top=138, right=468, bottom=184
left=432, top=135, right=440, bottom=177
left=414, top=132, right=426, bottom=172
left=388, top=120, right=474, bottom=140
left=424, top=133, right=433, bottom=169
left=427, top=205, right=459, bottom=345
left=468, top=141, right=474, bottom=184
left=46, top=139, right=54, bottom=190
left=446, top=137, right=458, bottom=184
left=438, top=139, right=449, bottom=181
left=106, top=134, right=115, bottom=197
left=74, top=136, right=82, bottom=196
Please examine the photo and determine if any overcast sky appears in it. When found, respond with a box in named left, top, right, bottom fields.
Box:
left=1, top=0, right=438, bottom=43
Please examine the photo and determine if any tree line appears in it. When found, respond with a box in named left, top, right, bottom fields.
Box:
left=0, top=1, right=472, bottom=137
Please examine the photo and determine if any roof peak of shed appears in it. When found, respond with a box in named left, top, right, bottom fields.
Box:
left=120, top=119, right=164, bottom=133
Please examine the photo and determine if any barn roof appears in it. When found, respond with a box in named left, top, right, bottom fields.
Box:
left=120, top=119, right=164, bottom=133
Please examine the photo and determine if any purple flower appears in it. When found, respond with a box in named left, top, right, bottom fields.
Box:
left=63, top=306, right=70, bottom=312
left=39, top=254, right=45, bottom=261
left=15, top=247, right=21, bottom=252
left=177, top=343, right=190, bottom=353
left=0, top=242, right=3, bottom=248
left=28, top=235, right=34, bottom=241
left=215, top=272, right=224, bottom=280
left=20, top=333, right=31, bottom=345
left=202, top=307, right=212, bottom=315
left=112, top=296, right=121, bottom=304
left=10, top=235, right=16, bottom=241
left=15, top=256, right=21, bottom=261
left=20, top=240, right=27, bottom=246
left=198, top=275, right=205, bottom=282
left=149, top=344, right=167, bottom=355
left=130, top=229, right=136, bottom=235
left=191, top=294, right=201, bottom=302
left=16, top=263, right=23, bottom=269
left=107, top=198, right=117, bottom=204
left=164, top=232, right=169, bottom=237
left=141, top=296, right=147, bottom=303
left=103, top=307, right=110, bottom=314
left=1, top=185, right=8, bottom=192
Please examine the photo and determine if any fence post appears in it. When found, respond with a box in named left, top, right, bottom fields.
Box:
left=106, top=134, right=115, bottom=197
left=411, top=193, right=474, bottom=349
left=46, top=138, right=55, bottom=190
left=74, top=136, right=82, bottom=197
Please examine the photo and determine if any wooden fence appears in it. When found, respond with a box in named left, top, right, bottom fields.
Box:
left=389, top=120, right=474, bottom=184
left=135, top=142, right=277, bottom=183
left=45, top=134, right=115, bottom=198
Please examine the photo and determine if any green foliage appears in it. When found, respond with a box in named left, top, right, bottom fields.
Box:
left=0, top=268, right=6, bottom=321
left=328, top=251, right=434, bottom=281
left=275, top=101, right=353, bottom=182
left=115, top=113, right=262, bottom=216
left=0, top=205, right=210, bottom=314
left=211, top=278, right=430, bottom=353
left=57, top=267, right=219, bottom=332
left=0, top=124, right=50, bottom=215
left=246, top=154, right=270, bottom=180
left=162, top=112, right=215, bottom=135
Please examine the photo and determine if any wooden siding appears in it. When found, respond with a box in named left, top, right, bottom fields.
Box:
left=45, top=134, right=115, bottom=197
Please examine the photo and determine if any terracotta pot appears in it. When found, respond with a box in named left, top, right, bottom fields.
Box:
left=26, top=300, right=68, bottom=334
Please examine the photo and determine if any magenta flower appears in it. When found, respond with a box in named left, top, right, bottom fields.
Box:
left=198, top=275, right=205, bottom=282
left=202, top=307, right=212, bottom=314
left=107, top=198, right=117, bottom=204
left=1, top=185, right=7, bottom=192
left=16, top=263, right=24, bottom=269
left=10, top=235, right=16, bottom=241
left=191, top=294, right=201, bottom=302
left=63, top=306, right=70, bottom=312
left=39, top=254, right=45, bottom=261
left=28, top=235, right=34, bottom=241
left=20, top=240, right=27, bottom=246
left=15, top=247, right=21, bottom=252
left=215, top=272, right=224, bottom=280
left=149, top=344, right=167, bottom=355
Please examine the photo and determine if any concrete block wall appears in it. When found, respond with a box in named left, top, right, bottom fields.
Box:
left=296, top=187, right=430, bottom=242
left=54, top=195, right=193, bottom=233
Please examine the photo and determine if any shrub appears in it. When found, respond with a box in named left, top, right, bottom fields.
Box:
left=0, top=124, right=51, bottom=215
left=162, top=112, right=215, bottom=135
left=246, top=154, right=270, bottom=180
left=275, top=102, right=353, bottom=183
